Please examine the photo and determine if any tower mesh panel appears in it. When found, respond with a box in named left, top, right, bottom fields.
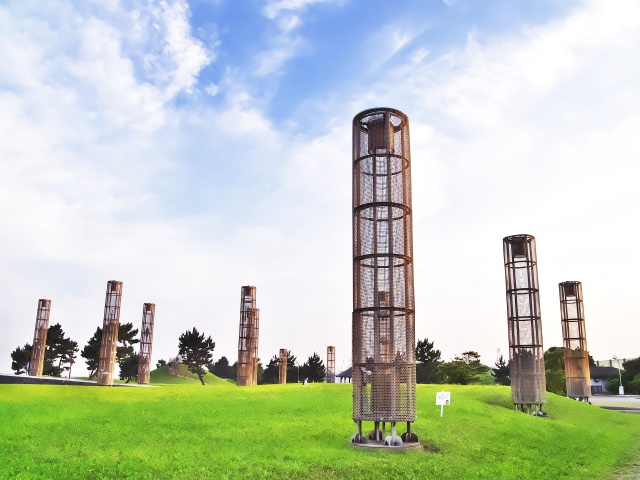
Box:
left=237, top=286, right=259, bottom=386
left=137, top=303, right=155, bottom=385
left=327, top=346, right=336, bottom=383
left=29, top=299, right=51, bottom=377
left=559, top=281, right=591, bottom=398
left=352, top=108, right=417, bottom=423
left=503, top=235, right=546, bottom=406
left=279, top=348, right=288, bottom=384
left=97, top=280, right=123, bottom=386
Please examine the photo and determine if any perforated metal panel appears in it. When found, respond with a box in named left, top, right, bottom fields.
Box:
left=327, top=346, right=336, bottom=383
left=352, top=108, right=416, bottom=424
left=503, top=235, right=546, bottom=407
left=237, top=286, right=259, bottom=386
left=29, top=299, right=51, bottom=377
left=559, top=281, right=590, bottom=399
left=279, top=348, right=287, bottom=384
left=137, top=303, right=155, bottom=385
left=97, top=280, right=122, bottom=386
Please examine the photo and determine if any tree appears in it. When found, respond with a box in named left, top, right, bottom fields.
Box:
left=544, top=346, right=565, bottom=371
left=607, top=357, right=640, bottom=394
left=81, top=323, right=139, bottom=380
left=493, top=354, right=510, bottom=386
left=438, top=351, right=491, bottom=385
left=81, top=327, right=102, bottom=378
left=178, top=327, right=215, bottom=385
left=119, top=354, right=139, bottom=383
left=286, top=351, right=298, bottom=383
left=301, top=352, right=325, bottom=382
left=260, top=355, right=279, bottom=384
left=11, top=324, right=77, bottom=377
left=416, top=338, right=442, bottom=384
left=11, top=344, right=32, bottom=375
left=116, top=323, right=140, bottom=380
left=209, top=356, right=234, bottom=379
left=544, top=346, right=567, bottom=395
left=57, top=337, right=79, bottom=378
left=156, top=359, right=167, bottom=368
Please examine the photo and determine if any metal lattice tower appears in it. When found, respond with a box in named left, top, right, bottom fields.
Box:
left=97, top=280, right=123, bottom=386
left=137, top=303, right=155, bottom=385
left=237, top=286, right=259, bottom=386
left=352, top=108, right=418, bottom=446
left=279, top=348, right=288, bottom=384
left=29, top=299, right=51, bottom=377
left=503, top=235, right=546, bottom=413
left=559, top=281, right=591, bottom=400
left=327, top=346, right=336, bottom=383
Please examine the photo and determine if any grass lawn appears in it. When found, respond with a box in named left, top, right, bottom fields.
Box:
left=1, top=378, right=639, bottom=479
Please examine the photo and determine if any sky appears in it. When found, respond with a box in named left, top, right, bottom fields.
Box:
left=1, top=0, right=639, bottom=377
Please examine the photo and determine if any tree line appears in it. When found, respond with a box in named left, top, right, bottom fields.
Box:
left=12, top=325, right=639, bottom=393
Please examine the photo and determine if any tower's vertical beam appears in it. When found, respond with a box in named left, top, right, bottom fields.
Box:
left=327, top=346, right=336, bottom=383
left=97, top=280, right=123, bottom=386
left=137, top=303, right=155, bottom=385
left=352, top=108, right=417, bottom=445
left=503, top=235, right=546, bottom=412
left=559, top=281, right=591, bottom=400
left=29, top=299, right=51, bottom=376
left=279, top=348, right=288, bottom=384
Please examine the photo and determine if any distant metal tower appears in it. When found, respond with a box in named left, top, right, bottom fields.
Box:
left=29, top=299, right=51, bottom=376
left=559, top=281, right=591, bottom=400
left=237, top=286, right=259, bottom=386
left=352, top=108, right=418, bottom=446
left=279, top=348, right=288, bottom=384
left=97, top=280, right=123, bottom=386
left=327, top=346, right=336, bottom=383
left=503, top=235, right=546, bottom=413
left=137, top=303, right=155, bottom=385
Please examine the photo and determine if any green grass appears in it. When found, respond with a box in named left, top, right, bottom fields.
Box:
left=0, top=381, right=639, bottom=479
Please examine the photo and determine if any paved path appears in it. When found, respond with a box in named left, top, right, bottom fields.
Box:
left=589, top=396, right=640, bottom=478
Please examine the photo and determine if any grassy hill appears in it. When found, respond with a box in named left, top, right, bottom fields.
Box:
left=0, top=382, right=638, bottom=479
left=149, top=364, right=234, bottom=386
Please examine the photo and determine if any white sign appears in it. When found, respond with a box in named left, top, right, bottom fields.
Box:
left=436, top=391, right=451, bottom=406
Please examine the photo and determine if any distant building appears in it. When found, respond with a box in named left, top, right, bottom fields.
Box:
left=590, top=366, right=618, bottom=394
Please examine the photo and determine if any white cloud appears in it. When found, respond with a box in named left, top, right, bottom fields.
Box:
left=204, top=83, right=219, bottom=96
left=262, top=0, right=346, bottom=20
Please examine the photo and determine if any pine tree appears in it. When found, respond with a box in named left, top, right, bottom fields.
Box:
left=302, top=352, right=325, bottom=383
left=178, top=327, right=216, bottom=385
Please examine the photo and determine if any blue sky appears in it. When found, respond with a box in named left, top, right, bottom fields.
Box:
left=1, top=0, right=639, bottom=376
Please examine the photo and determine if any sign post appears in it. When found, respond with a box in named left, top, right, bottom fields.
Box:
left=435, top=391, right=451, bottom=418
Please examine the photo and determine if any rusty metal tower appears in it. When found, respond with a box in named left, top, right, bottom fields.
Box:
left=29, top=299, right=51, bottom=376
left=137, top=303, right=155, bottom=385
left=97, top=280, right=123, bottom=386
left=279, top=348, right=288, bottom=384
left=237, top=286, right=259, bottom=386
left=351, top=108, right=418, bottom=446
left=559, top=281, right=591, bottom=400
left=503, top=235, right=546, bottom=413
left=327, top=346, right=336, bottom=383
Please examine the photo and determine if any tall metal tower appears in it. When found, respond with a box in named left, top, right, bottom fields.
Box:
left=97, top=280, right=123, bottom=386
left=503, top=235, right=546, bottom=413
left=352, top=108, right=418, bottom=446
left=137, top=303, right=155, bottom=385
left=29, top=299, right=51, bottom=377
left=327, top=346, right=336, bottom=383
left=559, top=281, right=591, bottom=400
left=237, top=286, right=259, bottom=386
left=279, top=348, right=288, bottom=384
